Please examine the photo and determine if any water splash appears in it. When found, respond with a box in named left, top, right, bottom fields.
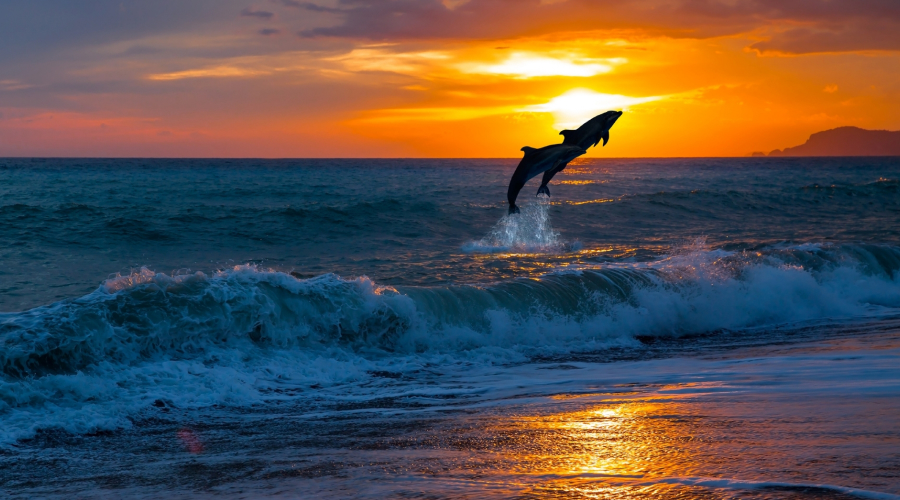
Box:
left=463, top=196, right=564, bottom=253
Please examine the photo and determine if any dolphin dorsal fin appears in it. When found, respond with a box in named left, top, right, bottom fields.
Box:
left=559, top=130, right=576, bottom=145
left=521, top=146, right=538, bottom=156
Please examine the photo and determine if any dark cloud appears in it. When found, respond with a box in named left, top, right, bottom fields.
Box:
left=0, top=1, right=246, bottom=64
left=118, top=45, right=164, bottom=57
left=241, top=7, right=275, bottom=19
left=278, top=0, right=342, bottom=12
left=296, top=0, right=741, bottom=40
left=259, top=28, right=281, bottom=35
left=295, top=0, right=900, bottom=53
left=751, top=23, right=900, bottom=54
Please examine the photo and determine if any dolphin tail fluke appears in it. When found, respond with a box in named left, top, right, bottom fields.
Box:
left=536, top=184, right=550, bottom=197
left=559, top=130, right=576, bottom=145
left=508, top=180, right=525, bottom=215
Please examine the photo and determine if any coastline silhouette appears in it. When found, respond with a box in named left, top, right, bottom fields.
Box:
left=762, top=126, right=900, bottom=157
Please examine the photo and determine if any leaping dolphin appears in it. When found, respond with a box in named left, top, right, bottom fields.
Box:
left=536, top=110, right=623, bottom=197
left=507, top=144, right=586, bottom=214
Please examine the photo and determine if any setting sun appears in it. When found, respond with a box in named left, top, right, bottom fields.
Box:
left=524, top=88, right=663, bottom=129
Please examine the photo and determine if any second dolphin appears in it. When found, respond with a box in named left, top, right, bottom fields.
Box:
left=507, top=144, right=586, bottom=214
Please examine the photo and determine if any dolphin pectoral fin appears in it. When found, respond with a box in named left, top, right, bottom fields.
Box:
left=539, top=160, right=567, bottom=193
left=601, top=131, right=610, bottom=146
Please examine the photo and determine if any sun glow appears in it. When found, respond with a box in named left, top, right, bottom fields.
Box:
left=461, top=53, right=625, bottom=78
left=524, top=89, right=663, bottom=129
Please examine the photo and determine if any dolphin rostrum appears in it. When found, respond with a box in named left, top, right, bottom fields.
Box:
left=507, top=144, right=586, bottom=214
left=536, top=110, right=623, bottom=197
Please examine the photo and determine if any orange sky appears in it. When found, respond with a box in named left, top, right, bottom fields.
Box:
left=1, top=0, right=899, bottom=157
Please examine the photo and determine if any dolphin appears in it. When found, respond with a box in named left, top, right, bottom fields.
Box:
left=507, top=144, right=586, bottom=214
left=536, top=110, right=623, bottom=197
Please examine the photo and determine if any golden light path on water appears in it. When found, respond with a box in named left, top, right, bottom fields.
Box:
left=440, top=391, right=720, bottom=499
left=286, top=332, right=896, bottom=500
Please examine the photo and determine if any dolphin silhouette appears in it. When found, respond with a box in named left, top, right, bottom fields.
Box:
left=536, top=110, right=623, bottom=197
left=507, top=144, right=586, bottom=214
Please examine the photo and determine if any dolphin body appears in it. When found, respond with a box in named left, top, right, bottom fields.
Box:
left=507, top=144, right=586, bottom=214
left=536, top=110, right=623, bottom=197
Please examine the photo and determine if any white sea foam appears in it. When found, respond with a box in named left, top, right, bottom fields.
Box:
left=1, top=244, right=900, bottom=444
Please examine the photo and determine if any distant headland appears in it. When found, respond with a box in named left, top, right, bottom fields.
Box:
left=751, top=126, right=900, bottom=157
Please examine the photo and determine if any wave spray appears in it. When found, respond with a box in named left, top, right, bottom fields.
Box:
left=464, top=195, right=564, bottom=253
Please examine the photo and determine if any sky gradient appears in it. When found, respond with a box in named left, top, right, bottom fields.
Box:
left=1, top=0, right=899, bottom=158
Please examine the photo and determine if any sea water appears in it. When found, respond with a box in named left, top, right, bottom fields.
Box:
left=1, top=157, right=899, bottom=498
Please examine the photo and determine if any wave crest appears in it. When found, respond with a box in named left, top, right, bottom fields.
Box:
left=1, top=243, right=899, bottom=443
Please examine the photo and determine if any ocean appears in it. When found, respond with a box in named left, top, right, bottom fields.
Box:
left=1, top=157, right=899, bottom=499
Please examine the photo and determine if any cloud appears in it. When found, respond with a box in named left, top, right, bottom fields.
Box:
left=329, top=47, right=451, bottom=74
left=278, top=0, right=343, bottom=13
left=240, top=7, right=275, bottom=19
left=259, top=28, right=282, bottom=36
left=354, top=105, right=517, bottom=123
left=295, top=0, right=900, bottom=54
left=148, top=66, right=271, bottom=80
left=0, top=1, right=244, bottom=65
left=0, top=79, right=34, bottom=91
left=749, top=22, right=900, bottom=55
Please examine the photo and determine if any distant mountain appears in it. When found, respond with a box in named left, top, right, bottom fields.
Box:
left=768, top=126, right=900, bottom=157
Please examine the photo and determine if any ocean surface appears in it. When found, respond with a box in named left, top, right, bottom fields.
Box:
left=1, top=157, right=899, bottom=499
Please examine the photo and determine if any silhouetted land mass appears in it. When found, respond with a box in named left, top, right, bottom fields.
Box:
left=768, top=126, right=900, bottom=156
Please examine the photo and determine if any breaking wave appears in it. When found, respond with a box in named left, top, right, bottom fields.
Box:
left=1, top=242, right=899, bottom=443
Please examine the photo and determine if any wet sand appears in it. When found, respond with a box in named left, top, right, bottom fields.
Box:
left=4, top=328, right=899, bottom=499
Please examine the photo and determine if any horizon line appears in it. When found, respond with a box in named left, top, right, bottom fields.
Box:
left=4, top=155, right=900, bottom=160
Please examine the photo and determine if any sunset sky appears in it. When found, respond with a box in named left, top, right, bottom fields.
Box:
left=1, top=0, right=899, bottom=158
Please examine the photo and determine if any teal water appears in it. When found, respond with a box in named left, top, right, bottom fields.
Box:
left=1, top=157, right=899, bottom=498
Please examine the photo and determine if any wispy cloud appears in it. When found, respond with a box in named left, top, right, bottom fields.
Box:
left=0, top=79, right=33, bottom=91
left=148, top=66, right=271, bottom=81
left=330, top=47, right=451, bottom=74
left=240, top=7, right=274, bottom=19
left=353, top=105, right=517, bottom=123
left=279, top=0, right=343, bottom=13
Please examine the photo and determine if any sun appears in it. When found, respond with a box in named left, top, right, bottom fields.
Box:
left=523, top=88, right=663, bottom=129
